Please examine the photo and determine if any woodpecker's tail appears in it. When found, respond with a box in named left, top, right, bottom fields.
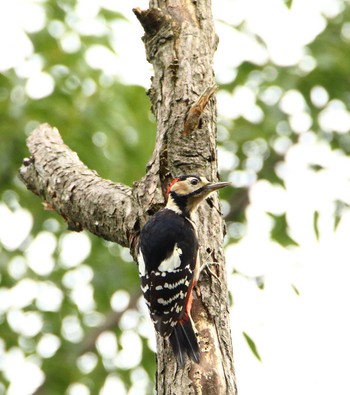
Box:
left=169, top=316, right=200, bottom=368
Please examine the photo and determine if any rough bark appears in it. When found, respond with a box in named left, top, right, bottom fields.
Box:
left=134, top=1, right=237, bottom=394
left=19, top=1, right=237, bottom=394
left=18, top=124, right=141, bottom=247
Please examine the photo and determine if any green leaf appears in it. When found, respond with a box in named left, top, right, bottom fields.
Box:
left=243, top=332, right=262, bottom=362
left=313, top=211, right=320, bottom=241
left=284, top=0, right=293, bottom=9
left=334, top=200, right=347, bottom=232
left=291, top=284, right=300, bottom=296
left=269, top=213, right=298, bottom=247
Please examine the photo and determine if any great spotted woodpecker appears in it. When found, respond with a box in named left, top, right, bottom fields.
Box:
left=137, top=175, right=230, bottom=367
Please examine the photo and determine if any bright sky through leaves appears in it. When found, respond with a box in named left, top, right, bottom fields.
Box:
left=0, top=0, right=350, bottom=394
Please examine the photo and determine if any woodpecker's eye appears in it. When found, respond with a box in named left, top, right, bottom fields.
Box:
left=190, top=178, right=199, bottom=186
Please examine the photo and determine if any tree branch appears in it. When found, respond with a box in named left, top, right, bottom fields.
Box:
left=18, top=123, right=141, bottom=248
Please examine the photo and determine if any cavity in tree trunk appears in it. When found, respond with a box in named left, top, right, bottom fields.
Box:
left=19, top=1, right=237, bottom=394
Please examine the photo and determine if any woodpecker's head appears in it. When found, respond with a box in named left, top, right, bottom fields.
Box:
left=166, top=175, right=230, bottom=216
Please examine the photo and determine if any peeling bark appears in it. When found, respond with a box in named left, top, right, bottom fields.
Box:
left=19, top=1, right=237, bottom=394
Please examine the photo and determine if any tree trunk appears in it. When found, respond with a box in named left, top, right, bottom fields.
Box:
left=19, top=1, right=237, bottom=394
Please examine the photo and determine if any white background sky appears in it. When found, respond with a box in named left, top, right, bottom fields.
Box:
left=1, top=0, right=350, bottom=394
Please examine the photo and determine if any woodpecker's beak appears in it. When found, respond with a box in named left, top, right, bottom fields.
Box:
left=203, top=181, right=231, bottom=192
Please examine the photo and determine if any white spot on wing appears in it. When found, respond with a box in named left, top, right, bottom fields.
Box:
left=141, top=283, right=149, bottom=292
left=164, top=278, right=187, bottom=289
left=176, top=305, right=183, bottom=313
left=137, top=250, right=146, bottom=277
left=157, top=291, right=186, bottom=305
left=158, top=243, right=182, bottom=272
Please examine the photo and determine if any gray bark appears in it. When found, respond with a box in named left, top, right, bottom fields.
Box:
left=18, top=124, right=141, bottom=247
left=19, top=1, right=237, bottom=394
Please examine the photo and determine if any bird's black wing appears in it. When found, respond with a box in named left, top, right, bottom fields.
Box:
left=138, top=209, right=198, bottom=335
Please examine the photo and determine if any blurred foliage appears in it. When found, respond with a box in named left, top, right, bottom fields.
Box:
left=1, top=0, right=350, bottom=394
left=269, top=213, right=298, bottom=247
left=242, top=332, right=261, bottom=362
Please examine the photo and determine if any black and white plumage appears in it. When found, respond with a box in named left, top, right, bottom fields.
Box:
left=137, top=175, right=230, bottom=367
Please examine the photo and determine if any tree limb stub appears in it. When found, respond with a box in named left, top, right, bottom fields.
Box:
left=133, top=7, right=171, bottom=37
left=18, top=123, right=140, bottom=247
